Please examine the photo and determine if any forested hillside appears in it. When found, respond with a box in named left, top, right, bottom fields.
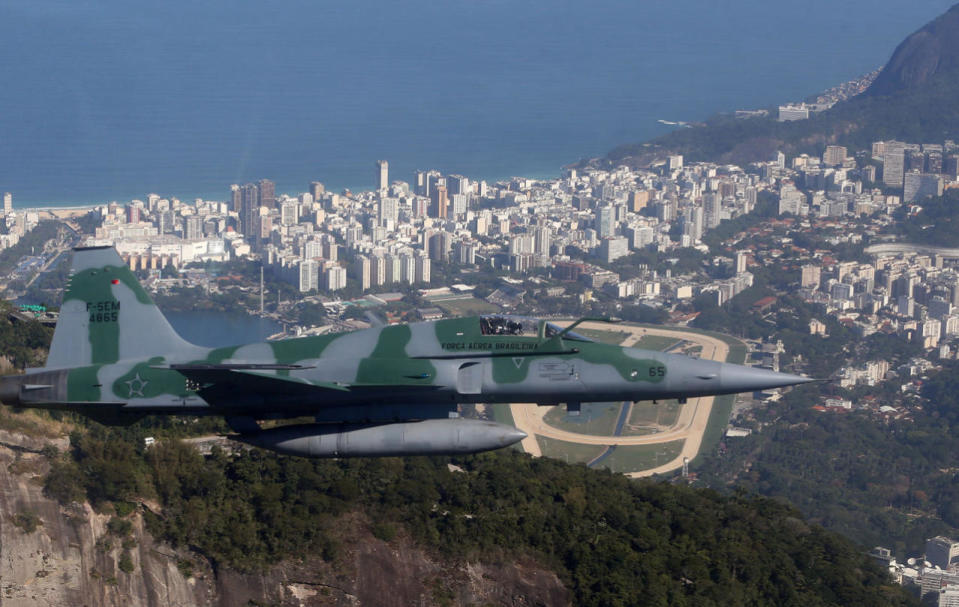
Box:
left=40, top=426, right=915, bottom=607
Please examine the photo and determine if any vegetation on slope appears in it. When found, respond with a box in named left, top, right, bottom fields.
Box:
left=0, top=302, right=53, bottom=369
left=697, top=365, right=959, bottom=561
left=887, top=188, right=959, bottom=247
left=41, top=427, right=915, bottom=606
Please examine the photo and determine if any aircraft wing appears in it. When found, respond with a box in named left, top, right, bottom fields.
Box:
left=168, top=365, right=440, bottom=409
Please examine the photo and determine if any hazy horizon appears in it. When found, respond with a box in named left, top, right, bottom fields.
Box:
left=0, top=0, right=955, bottom=206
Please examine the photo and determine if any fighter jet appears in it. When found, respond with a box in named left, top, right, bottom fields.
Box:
left=0, top=246, right=813, bottom=457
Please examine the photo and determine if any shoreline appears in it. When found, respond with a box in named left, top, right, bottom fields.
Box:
left=5, top=66, right=879, bottom=212
left=9, top=169, right=564, bottom=213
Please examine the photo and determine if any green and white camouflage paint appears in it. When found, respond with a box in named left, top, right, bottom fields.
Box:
left=0, top=247, right=813, bottom=457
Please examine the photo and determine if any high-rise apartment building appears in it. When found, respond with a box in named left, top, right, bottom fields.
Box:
left=801, top=265, right=821, bottom=289
left=823, top=145, right=847, bottom=166
left=370, top=255, right=387, bottom=286
left=447, top=174, right=470, bottom=195
left=414, top=170, right=429, bottom=196
left=239, top=183, right=259, bottom=237
left=926, top=536, right=959, bottom=570
left=280, top=200, right=298, bottom=226
left=299, top=259, right=319, bottom=292
left=309, top=181, right=325, bottom=201
left=883, top=142, right=906, bottom=187
left=415, top=254, right=431, bottom=284
left=258, top=179, right=275, bottom=209
left=628, top=190, right=649, bottom=213
left=376, top=160, right=389, bottom=191
left=430, top=185, right=448, bottom=219
left=184, top=215, right=202, bottom=240
left=704, top=192, right=722, bottom=228
left=904, top=172, right=944, bottom=203
left=534, top=226, right=551, bottom=257
left=352, top=256, right=371, bottom=291
left=324, top=264, right=347, bottom=291
left=595, top=205, right=615, bottom=238
left=379, top=197, right=399, bottom=225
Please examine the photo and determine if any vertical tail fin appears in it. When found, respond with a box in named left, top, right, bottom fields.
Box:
left=45, top=246, right=196, bottom=369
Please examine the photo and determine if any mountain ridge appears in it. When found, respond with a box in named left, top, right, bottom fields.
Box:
left=601, top=2, right=959, bottom=168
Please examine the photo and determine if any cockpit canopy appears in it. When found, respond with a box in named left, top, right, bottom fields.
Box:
left=479, top=315, right=538, bottom=336
left=478, top=315, right=593, bottom=342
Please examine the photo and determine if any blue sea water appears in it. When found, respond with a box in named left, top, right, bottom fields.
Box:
left=0, top=0, right=954, bottom=206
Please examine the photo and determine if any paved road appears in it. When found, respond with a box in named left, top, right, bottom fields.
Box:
left=509, top=322, right=731, bottom=477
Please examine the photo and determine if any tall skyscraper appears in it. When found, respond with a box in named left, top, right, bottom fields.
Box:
left=415, top=254, right=431, bottom=284
left=428, top=231, right=452, bottom=261
left=280, top=200, right=298, bottom=226
left=450, top=194, right=468, bottom=217
left=735, top=251, right=748, bottom=274
left=534, top=226, right=551, bottom=257
left=230, top=185, right=241, bottom=212
left=414, top=170, right=429, bottom=196
left=628, top=190, right=649, bottom=213
left=376, top=160, right=389, bottom=191
left=309, top=181, right=325, bottom=201
left=299, top=259, right=319, bottom=292
left=447, top=174, right=470, bottom=195
left=883, top=142, right=906, bottom=188
left=904, top=172, right=944, bottom=203
left=704, top=192, right=722, bottom=228
left=258, top=179, right=275, bottom=209
left=379, top=197, right=399, bottom=225
left=427, top=171, right=444, bottom=197
left=239, top=183, right=259, bottom=237
left=595, top=205, right=615, bottom=238
left=352, top=256, right=371, bottom=291
left=430, top=185, right=448, bottom=219
left=324, top=265, right=347, bottom=291
left=370, top=255, right=387, bottom=286
left=185, top=215, right=203, bottom=240
left=2, top=192, right=11, bottom=216
left=823, top=145, right=847, bottom=166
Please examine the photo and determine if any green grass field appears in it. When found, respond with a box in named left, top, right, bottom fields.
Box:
left=433, top=296, right=499, bottom=316
left=538, top=436, right=606, bottom=465
left=543, top=402, right=622, bottom=436
left=631, top=334, right=683, bottom=351
left=594, top=440, right=685, bottom=475
left=625, top=400, right=682, bottom=434
left=576, top=327, right=631, bottom=345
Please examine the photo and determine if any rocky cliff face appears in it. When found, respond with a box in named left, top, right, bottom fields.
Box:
left=866, top=3, right=959, bottom=96
left=0, top=428, right=206, bottom=606
left=0, top=427, right=568, bottom=607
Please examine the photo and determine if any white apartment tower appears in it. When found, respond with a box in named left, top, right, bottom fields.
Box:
left=376, top=160, right=389, bottom=192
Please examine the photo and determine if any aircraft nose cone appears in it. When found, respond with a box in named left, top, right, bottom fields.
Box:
left=719, top=364, right=813, bottom=394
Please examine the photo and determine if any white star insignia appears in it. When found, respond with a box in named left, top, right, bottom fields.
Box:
left=125, top=373, right=148, bottom=398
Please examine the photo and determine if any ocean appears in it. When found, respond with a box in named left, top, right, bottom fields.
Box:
left=0, top=0, right=954, bottom=207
